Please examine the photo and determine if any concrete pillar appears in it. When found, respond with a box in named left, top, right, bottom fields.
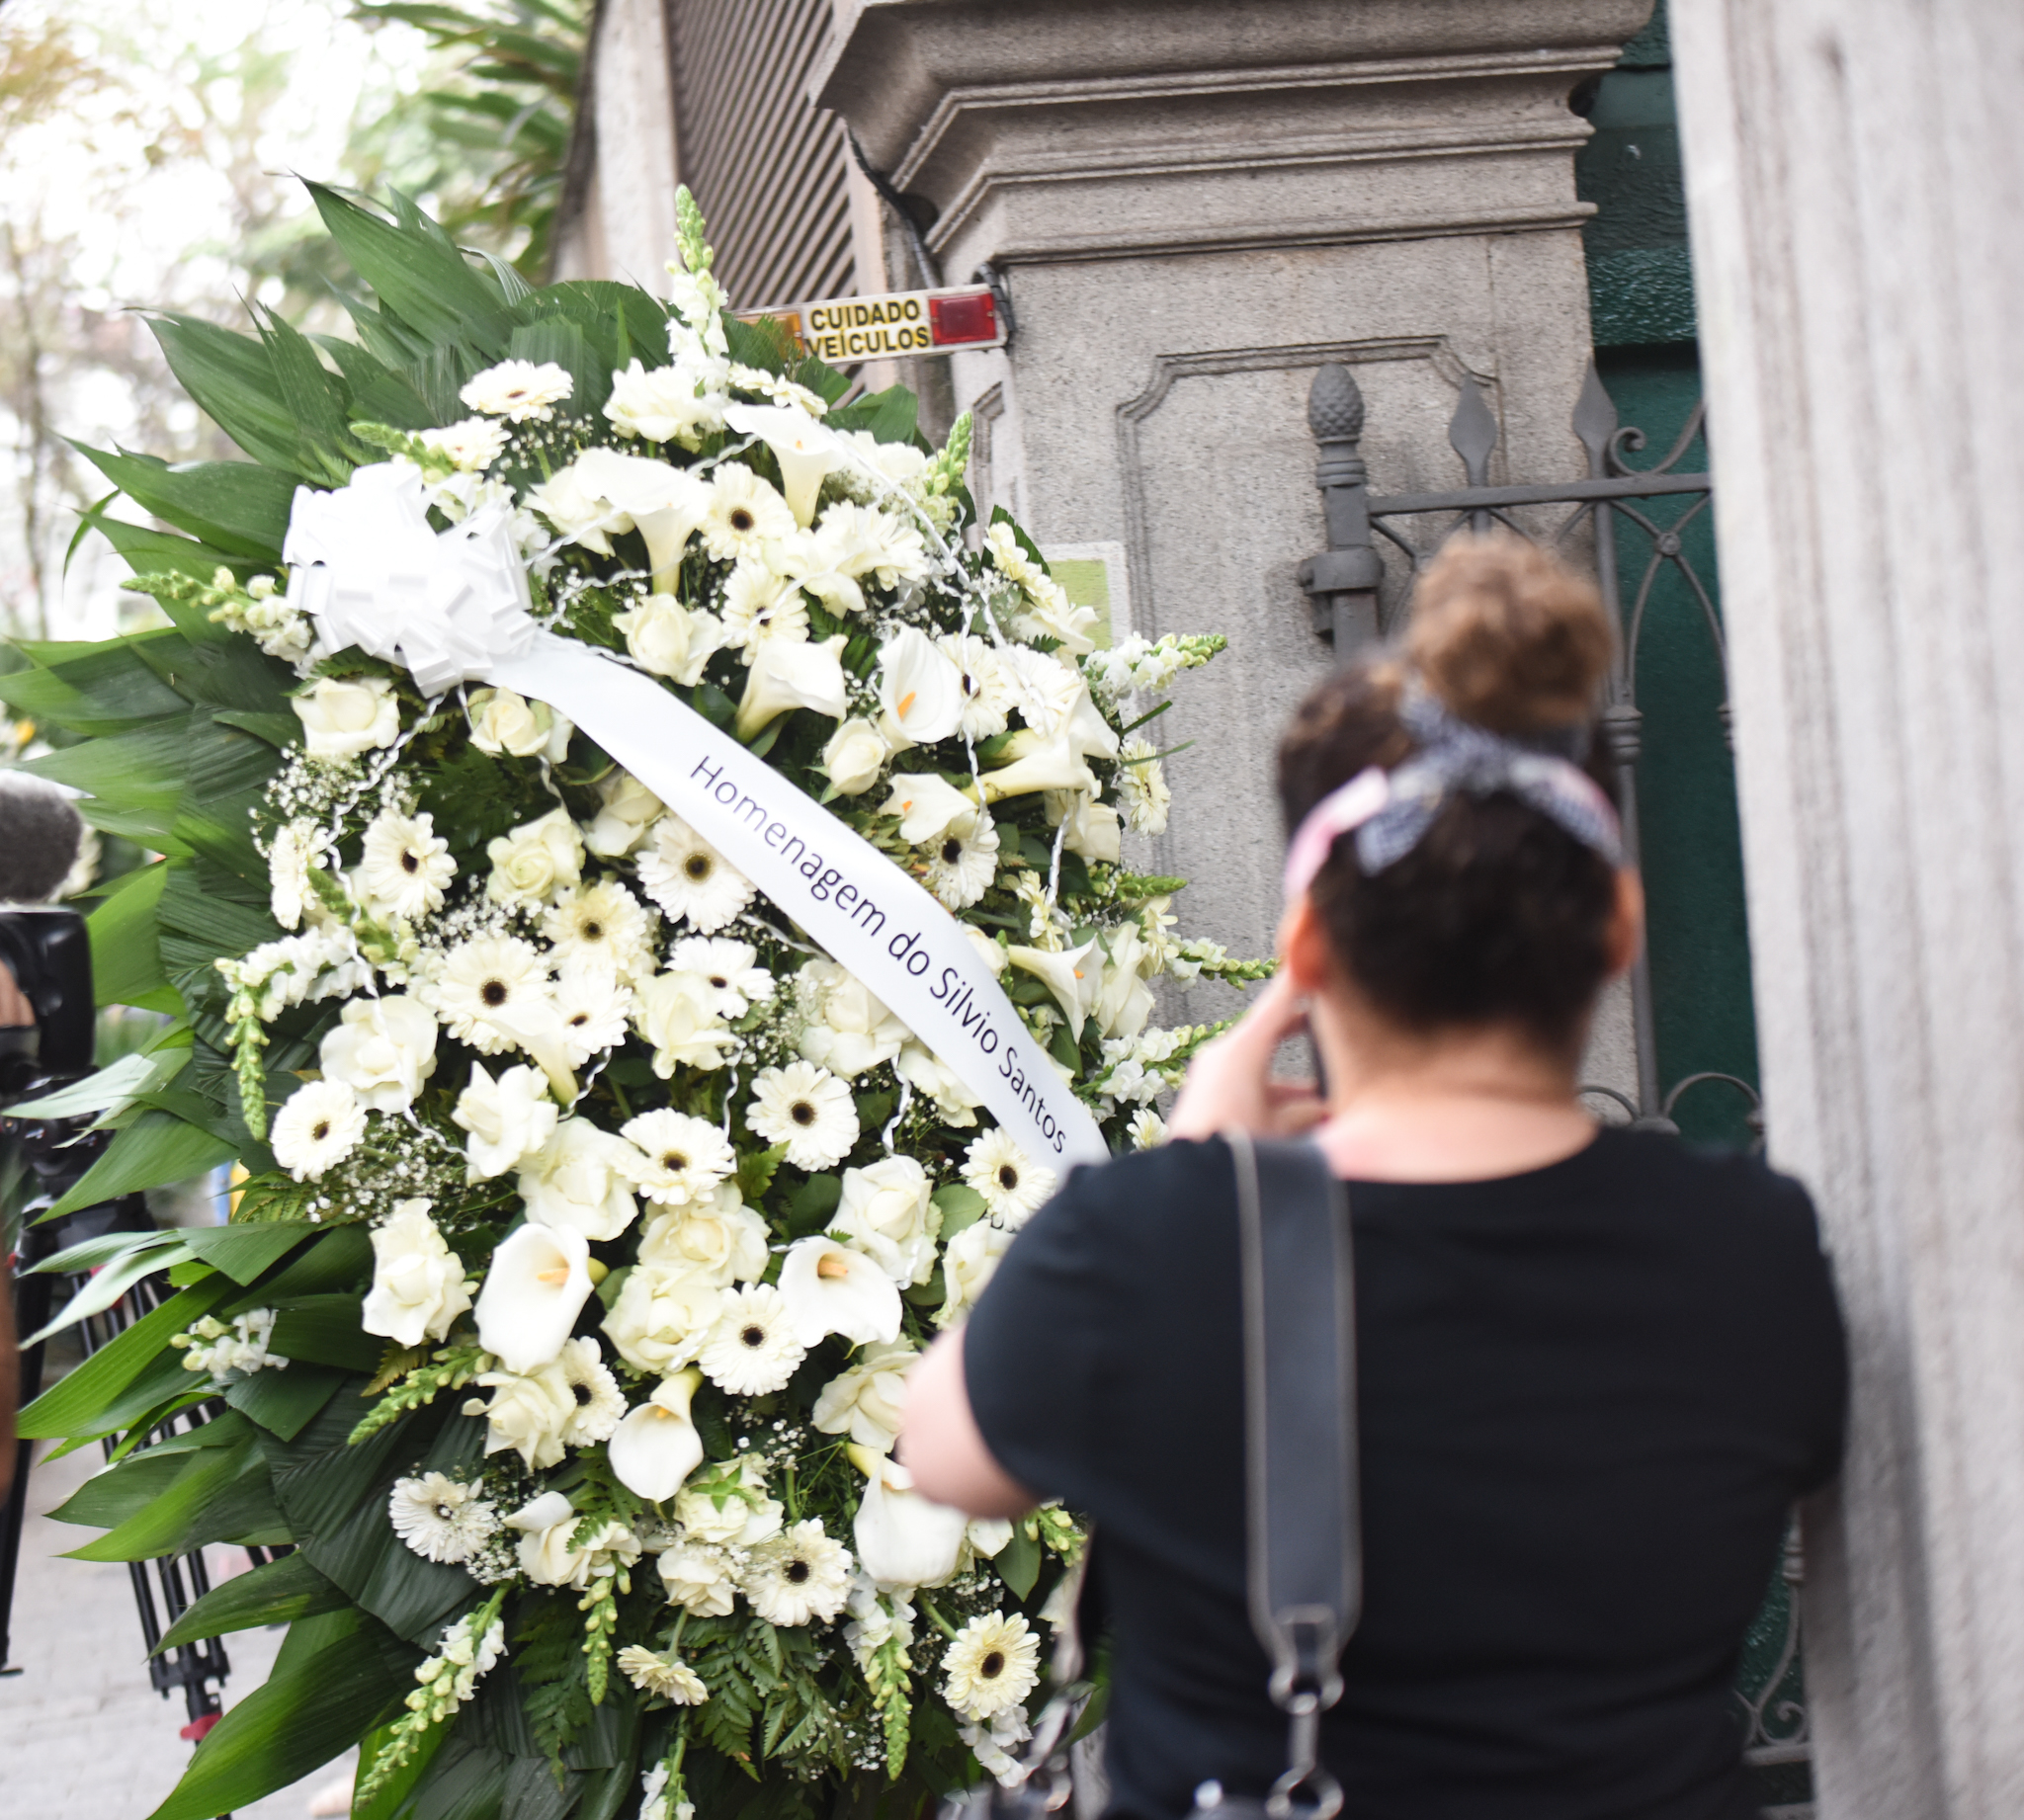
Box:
left=818, top=0, right=1653, bottom=1037
left=551, top=0, right=679, bottom=294
left=1669, top=3, right=2024, bottom=1814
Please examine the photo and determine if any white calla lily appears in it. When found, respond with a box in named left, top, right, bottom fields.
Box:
left=877, top=625, right=965, bottom=749
left=779, top=1236, right=903, bottom=1347
left=506, top=1489, right=575, bottom=1535
left=848, top=1444, right=970, bottom=1591
left=974, top=729, right=1099, bottom=803
left=475, top=1222, right=596, bottom=1373
left=723, top=402, right=845, bottom=527
left=879, top=773, right=976, bottom=846
left=733, top=633, right=848, bottom=740
left=1007, top=940, right=1101, bottom=1040
left=566, top=447, right=714, bottom=592
left=607, top=1368, right=706, bottom=1502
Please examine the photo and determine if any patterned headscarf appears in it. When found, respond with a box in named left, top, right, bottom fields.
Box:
left=1282, top=684, right=1623, bottom=899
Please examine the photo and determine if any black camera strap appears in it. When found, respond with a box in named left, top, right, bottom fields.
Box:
left=1230, top=1129, right=1361, bottom=1820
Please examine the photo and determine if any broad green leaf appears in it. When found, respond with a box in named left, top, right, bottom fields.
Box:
left=30, top=1221, right=185, bottom=1276
left=87, top=861, right=172, bottom=1009
left=75, top=504, right=256, bottom=588
left=131, top=625, right=294, bottom=717
left=508, top=317, right=608, bottom=414
left=14, top=1275, right=234, bottom=1438
left=7, top=1037, right=185, bottom=1118
left=314, top=334, right=436, bottom=429
left=42, top=1109, right=237, bottom=1220
left=262, top=1389, right=413, bottom=1541
left=308, top=181, right=512, bottom=355
left=147, top=312, right=310, bottom=475
left=60, top=1423, right=265, bottom=1559
left=212, top=708, right=301, bottom=748
left=831, top=384, right=918, bottom=445
left=22, top=1236, right=197, bottom=1346
left=145, top=1608, right=412, bottom=1820
left=26, top=718, right=190, bottom=831
left=155, top=1548, right=351, bottom=1653
left=405, top=1728, right=509, bottom=1820
left=70, top=444, right=296, bottom=560
left=253, top=302, right=358, bottom=471
left=244, top=1222, right=374, bottom=1303
left=931, top=1183, right=987, bottom=1239
left=303, top=1468, right=480, bottom=1645
left=183, top=1220, right=318, bottom=1283
left=270, top=1293, right=384, bottom=1371
left=225, top=1361, right=345, bottom=1440
left=0, top=648, right=187, bottom=735
left=995, top=1528, right=1043, bottom=1600
left=47, top=1420, right=243, bottom=1529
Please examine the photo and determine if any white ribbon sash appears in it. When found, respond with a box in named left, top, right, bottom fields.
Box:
left=284, top=467, right=1110, bottom=1168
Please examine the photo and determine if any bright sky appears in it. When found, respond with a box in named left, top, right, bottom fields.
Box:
left=2, top=0, right=434, bottom=638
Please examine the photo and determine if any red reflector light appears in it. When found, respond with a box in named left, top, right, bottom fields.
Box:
left=929, top=290, right=997, bottom=346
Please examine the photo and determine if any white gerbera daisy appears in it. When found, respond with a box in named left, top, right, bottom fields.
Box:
left=552, top=960, right=633, bottom=1065
left=621, top=1109, right=736, bottom=1205
left=387, top=1472, right=498, bottom=1564
left=747, top=1061, right=859, bottom=1170
left=616, top=1645, right=710, bottom=1703
left=270, top=1080, right=367, bottom=1182
left=923, top=815, right=1000, bottom=911
left=358, top=808, right=456, bottom=922
left=942, top=1612, right=1042, bottom=1721
left=1117, top=737, right=1171, bottom=836
left=740, top=1519, right=853, bottom=1627
left=556, top=1336, right=627, bottom=1447
left=668, top=937, right=774, bottom=1020
left=461, top=358, right=574, bottom=423
left=635, top=816, right=756, bottom=934
left=542, top=879, right=654, bottom=981
left=700, top=464, right=796, bottom=562
left=961, top=1129, right=1056, bottom=1226
left=718, top=560, right=809, bottom=656
left=698, top=1283, right=806, bottom=1394
left=432, top=935, right=551, bottom=1053
left=418, top=417, right=510, bottom=471
left=937, top=633, right=1016, bottom=741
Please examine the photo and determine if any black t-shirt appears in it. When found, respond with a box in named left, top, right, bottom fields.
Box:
left=964, top=1130, right=1847, bottom=1820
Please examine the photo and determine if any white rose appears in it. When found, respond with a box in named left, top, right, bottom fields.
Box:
left=318, top=993, right=439, bottom=1114
left=797, top=958, right=908, bottom=1079
left=475, top=1359, right=575, bottom=1470
left=453, top=1061, right=560, bottom=1181
left=820, top=717, right=889, bottom=796
left=633, top=969, right=735, bottom=1076
left=658, top=1541, right=737, bottom=1615
left=674, top=1465, right=781, bottom=1545
left=1092, top=925, right=1155, bottom=1040
left=513, top=1501, right=639, bottom=1590
left=518, top=1117, right=643, bottom=1242
left=361, top=1200, right=473, bottom=1348
left=600, top=1261, right=725, bottom=1373
left=893, top=1039, right=982, bottom=1128
left=636, top=1194, right=770, bottom=1286
left=834, top=1156, right=940, bottom=1285
left=486, top=806, right=586, bottom=907
left=583, top=770, right=665, bottom=857
left=467, top=686, right=572, bottom=762
left=613, top=593, right=723, bottom=685
left=293, top=676, right=399, bottom=761
left=938, top=1219, right=1015, bottom=1328
left=811, top=1340, right=916, bottom=1451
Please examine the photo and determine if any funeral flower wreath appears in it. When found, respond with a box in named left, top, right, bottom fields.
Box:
left=13, top=185, right=1267, bottom=1820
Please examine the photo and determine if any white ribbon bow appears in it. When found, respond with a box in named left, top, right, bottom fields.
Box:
left=282, top=462, right=537, bottom=695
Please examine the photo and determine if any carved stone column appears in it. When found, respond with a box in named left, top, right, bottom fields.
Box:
left=819, top=0, right=1654, bottom=1026
left=1671, top=4, right=2024, bottom=1816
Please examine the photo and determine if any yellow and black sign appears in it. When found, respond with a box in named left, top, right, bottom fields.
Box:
left=739, top=285, right=1004, bottom=365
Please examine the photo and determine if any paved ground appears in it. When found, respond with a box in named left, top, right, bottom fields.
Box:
left=0, top=1439, right=356, bottom=1819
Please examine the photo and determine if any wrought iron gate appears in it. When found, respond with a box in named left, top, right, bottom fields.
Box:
left=1294, top=363, right=1811, bottom=1817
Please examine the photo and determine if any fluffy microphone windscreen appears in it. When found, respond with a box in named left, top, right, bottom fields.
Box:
left=0, top=773, right=85, bottom=904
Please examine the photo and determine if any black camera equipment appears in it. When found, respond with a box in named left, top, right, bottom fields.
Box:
left=0, top=782, right=253, bottom=1769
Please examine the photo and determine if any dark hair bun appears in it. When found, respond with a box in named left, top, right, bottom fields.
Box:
left=1404, top=534, right=1614, bottom=733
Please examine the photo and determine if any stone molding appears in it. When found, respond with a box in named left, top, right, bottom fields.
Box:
left=1115, top=336, right=1490, bottom=630
left=818, top=0, right=1651, bottom=271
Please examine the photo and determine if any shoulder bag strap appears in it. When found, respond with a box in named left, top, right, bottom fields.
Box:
left=1229, top=1127, right=1360, bottom=1820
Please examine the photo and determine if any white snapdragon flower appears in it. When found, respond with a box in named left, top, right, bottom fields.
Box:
left=266, top=817, right=330, bottom=932
left=604, top=357, right=725, bottom=445
left=293, top=676, right=399, bottom=761
left=485, top=806, right=585, bottom=907
left=1117, top=736, right=1171, bottom=834
left=1128, top=1107, right=1168, bottom=1149
left=833, top=1156, right=940, bottom=1285
left=362, top=1200, right=474, bottom=1348
left=319, top=993, right=439, bottom=1113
